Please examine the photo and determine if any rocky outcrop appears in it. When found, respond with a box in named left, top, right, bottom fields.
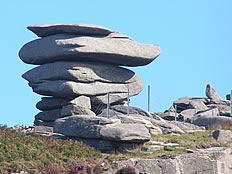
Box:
left=161, top=84, right=231, bottom=124
left=19, top=23, right=161, bottom=129
left=105, top=147, right=232, bottom=174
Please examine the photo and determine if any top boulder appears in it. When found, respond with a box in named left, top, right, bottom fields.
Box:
left=27, top=24, right=115, bottom=37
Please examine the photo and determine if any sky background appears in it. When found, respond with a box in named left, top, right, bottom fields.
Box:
left=1, top=0, right=231, bottom=127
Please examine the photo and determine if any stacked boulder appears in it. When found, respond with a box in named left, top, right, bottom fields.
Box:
left=19, top=24, right=161, bottom=151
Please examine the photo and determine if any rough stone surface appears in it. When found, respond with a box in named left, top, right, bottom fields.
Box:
left=197, top=147, right=232, bottom=174
left=34, top=119, right=54, bottom=127
left=19, top=33, right=161, bottom=66
left=61, top=104, right=95, bottom=116
left=206, top=84, right=222, bottom=101
left=173, top=96, right=209, bottom=112
left=35, top=109, right=62, bottom=121
left=176, top=153, right=217, bottom=174
left=36, top=97, right=69, bottom=111
left=100, top=123, right=150, bottom=142
left=69, top=96, right=92, bottom=109
left=99, top=114, right=165, bottom=135
left=141, top=145, right=163, bottom=151
left=196, top=108, right=219, bottom=117
left=168, top=121, right=205, bottom=132
left=115, top=158, right=178, bottom=174
left=107, top=149, right=232, bottom=174
left=53, top=115, right=120, bottom=138
left=150, top=118, right=185, bottom=134
left=191, top=115, right=232, bottom=129
left=34, top=126, right=53, bottom=133
left=179, top=109, right=198, bottom=121
left=207, top=103, right=231, bottom=116
left=23, top=61, right=140, bottom=84
left=23, top=62, right=143, bottom=104
left=212, top=129, right=232, bottom=144
left=188, top=100, right=208, bottom=110
left=27, top=24, right=116, bottom=37
left=99, top=105, right=152, bottom=117
left=158, top=111, right=179, bottom=121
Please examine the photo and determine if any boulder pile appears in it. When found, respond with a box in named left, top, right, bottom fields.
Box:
left=158, top=84, right=231, bottom=128
left=19, top=24, right=161, bottom=151
left=19, top=24, right=161, bottom=127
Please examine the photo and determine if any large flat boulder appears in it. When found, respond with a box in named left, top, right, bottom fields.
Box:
left=23, top=62, right=143, bottom=104
left=22, top=61, right=140, bottom=84
left=35, top=104, right=95, bottom=122
left=36, top=95, right=91, bottom=111
left=100, top=123, right=150, bottom=142
left=99, top=114, right=183, bottom=135
left=19, top=33, right=161, bottom=66
left=191, top=115, right=232, bottom=129
left=53, top=115, right=120, bottom=138
left=27, top=24, right=115, bottom=37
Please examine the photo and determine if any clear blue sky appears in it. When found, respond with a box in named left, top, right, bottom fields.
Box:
left=1, top=0, right=231, bottom=126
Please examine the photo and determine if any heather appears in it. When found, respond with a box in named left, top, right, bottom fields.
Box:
left=0, top=125, right=107, bottom=174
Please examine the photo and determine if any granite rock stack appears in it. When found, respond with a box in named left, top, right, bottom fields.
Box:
left=19, top=24, right=161, bottom=128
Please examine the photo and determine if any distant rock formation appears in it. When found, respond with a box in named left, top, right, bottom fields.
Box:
left=158, top=84, right=231, bottom=127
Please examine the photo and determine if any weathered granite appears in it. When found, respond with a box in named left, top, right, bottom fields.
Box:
left=27, top=24, right=116, bottom=37
left=19, top=33, right=161, bottom=66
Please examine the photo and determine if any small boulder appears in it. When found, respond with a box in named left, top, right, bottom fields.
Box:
left=61, top=104, right=95, bottom=116
left=206, top=84, right=222, bottom=101
left=196, top=108, right=219, bottom=117
left=212, top=129, right=232, bottom=144
left=188, top=100, right=208, bottom=110
left=179, top=109, right=198, bottom=121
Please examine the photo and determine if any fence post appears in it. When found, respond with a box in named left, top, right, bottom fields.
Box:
left=174, top=104, right=177, bottom=121
left=148, top=85, right=150, bottom=112
left=107, top=92, right=110, bottom=118
left=231, top=90, right=232, bottom=117
left=127, top=88, right=130, bottom=116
